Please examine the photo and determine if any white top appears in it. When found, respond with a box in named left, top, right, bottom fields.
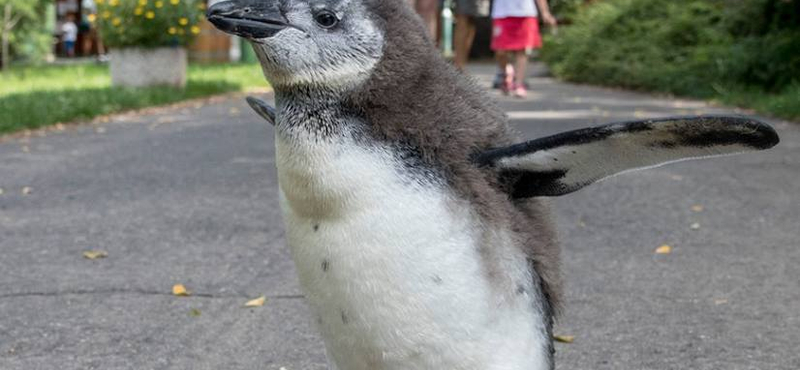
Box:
left=62, top=22, right=78, bottom=42
left=492, top=0, right=538, bottom=19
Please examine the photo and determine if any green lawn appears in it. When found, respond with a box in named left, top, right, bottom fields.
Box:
left=0, top=63, right=268, bottom=134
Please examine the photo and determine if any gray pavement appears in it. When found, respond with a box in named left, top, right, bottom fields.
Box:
left=1, top=63, right=798, bottom=370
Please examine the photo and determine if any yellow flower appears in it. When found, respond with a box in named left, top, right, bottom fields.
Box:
left=87, top=14, right=96, bottom=22
left=146, top=10, right=155, bottom=19
left=134, top=7, right=144, bottom=16
left=178, top=17, right=188, bottom=26
left=109, top=0, right=119, bottom=6
left=102, top=11, right=111, bottom=19
left=190, top=25, right=200, bottom=34
left=168, top=27, right=177, bottom=35
left=112, top=18, right=122, bottom=26
left=155, top=1, right=163, bottom=8
left=197, top=3, right=206, bottom=10
left=170, top=0, right=180, bottom=5
left=138, top=0, right=148, bottom=5
left=96, top=0, right=104, bottom=4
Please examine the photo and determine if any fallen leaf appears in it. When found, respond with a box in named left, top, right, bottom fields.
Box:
left=245, top=296, right=267, bottom=307
left=655, top=245, right=672, bottom=254
left=0, top=188, right=4, bottom=195
left=189, top=308, right=201, bottom=317
left=95, top=127, right=107, bottom=134
left=83, top=250, right=108, bottom=260
left=714, top=299, right=729, bottom=305
left=690, top=223, right=701, bottom=230
left=172, top=284, right=191, bottom=297
left=22, top=187, right=32, bottom=195
left=691, top=205, right=704, bottom=212
left=554, top=334, right=575, bottom=343
left=671, top=175, right=684, bottom=181
left=56, top=123, right=66, bottom=131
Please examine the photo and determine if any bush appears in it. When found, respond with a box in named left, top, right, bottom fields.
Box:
left=542, top=0, right=800, bottom=98
left=0, top=0, right=51, bottom=67
left=95, top=0, right=205, bottom=49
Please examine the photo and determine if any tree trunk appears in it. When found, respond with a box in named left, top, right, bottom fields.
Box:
left=1, top=4, right=10, bottom=72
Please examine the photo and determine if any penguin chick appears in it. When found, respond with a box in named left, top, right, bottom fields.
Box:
left=208, top=1, right=779, bottom=369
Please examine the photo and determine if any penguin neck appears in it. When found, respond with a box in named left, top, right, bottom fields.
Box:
left=273, top=85, right=362, bottom=139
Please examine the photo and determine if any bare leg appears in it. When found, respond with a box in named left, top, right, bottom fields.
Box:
left=454, top=14, right=476, bottom=70
left=495, top=50, right=513, bottom=93
left=415, top=0, right=440, bottom=42
left=514, top=51, right=528, bottom=87
left=513, top=51, right=529, bottom=97
left=496, top=50, right=509, bottom=73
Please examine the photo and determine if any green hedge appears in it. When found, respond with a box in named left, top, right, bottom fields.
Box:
left=542, top=0, right=800, bottom=119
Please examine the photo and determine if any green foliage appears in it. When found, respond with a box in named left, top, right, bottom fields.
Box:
left=0, top=0, right=51, bottom=65
left=541, top=0, right=800, bottom=120
left=548, top=0, right=590, bottom=23
left=95, top=0, right=205, bottom=48
left=0, top=63, right=268, bottom=133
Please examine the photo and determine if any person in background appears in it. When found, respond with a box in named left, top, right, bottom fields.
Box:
left=453, top=0, right=490, bottom=70
left=491, top=0, right=557, bottom=97
left=61, top=13, right=79, bottom=58
left=409, top=0, right=440, bottom=42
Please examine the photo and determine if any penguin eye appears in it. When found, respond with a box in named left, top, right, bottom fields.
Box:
left=314, top=10, right=338, bottom=29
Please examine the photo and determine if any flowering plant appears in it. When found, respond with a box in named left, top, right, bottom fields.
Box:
left=94, top=0, right=205, bottom=48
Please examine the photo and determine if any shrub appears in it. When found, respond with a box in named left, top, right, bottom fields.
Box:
left=542, top=0, right=800, bottom=97
left=95, top=0, right=205, bottom=49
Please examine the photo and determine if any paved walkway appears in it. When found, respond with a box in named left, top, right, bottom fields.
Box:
left=1, top=63, right=798, bottom=370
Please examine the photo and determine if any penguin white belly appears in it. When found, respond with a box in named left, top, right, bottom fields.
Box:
left=276, top=134, right=549, bottom=370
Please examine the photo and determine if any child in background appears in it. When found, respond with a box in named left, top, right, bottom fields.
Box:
left=61, top=14, right=79, bottom=57
left=491, top=0, right=557, bottom=97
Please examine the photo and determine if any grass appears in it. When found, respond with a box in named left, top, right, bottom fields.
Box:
left=0, top=63, right=268, bottom=134
left=717, top=85, right=800, bottom=122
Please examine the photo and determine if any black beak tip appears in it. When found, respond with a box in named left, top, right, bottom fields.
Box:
left=204, top=1, right=291, bottom=39
left=206, top=1, right=233, bottom=18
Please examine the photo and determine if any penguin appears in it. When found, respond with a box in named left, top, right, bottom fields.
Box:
left=207, top=1, right=780, bottom=369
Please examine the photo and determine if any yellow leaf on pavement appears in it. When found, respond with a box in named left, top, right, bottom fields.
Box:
left=172, top=284, right=191, bottom=297
left=656, top=245, right=672, bottom=254
left=691, top=205, right=704, bottom=212
left=22, top=187, right=32, bottom=195
left=554, top=335, right=575, bottom=343
left=245, top=296, right=267, bottom=307
left=82, top=250, right=108, bottom=260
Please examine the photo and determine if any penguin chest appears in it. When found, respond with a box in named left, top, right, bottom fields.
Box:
left=275, top=135, right=549, bottom=369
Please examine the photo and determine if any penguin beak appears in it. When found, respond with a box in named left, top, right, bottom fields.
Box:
left=207, top=0, right=293, bottom=39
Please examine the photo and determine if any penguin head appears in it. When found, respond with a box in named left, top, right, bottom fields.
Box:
left=208, top=0, right=386, bottom=88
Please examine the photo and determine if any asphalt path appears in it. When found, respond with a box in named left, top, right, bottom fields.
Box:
left=1, top=63, right=797, bottom=369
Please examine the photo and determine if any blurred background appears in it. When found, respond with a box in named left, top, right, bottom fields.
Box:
left=0, top=0, right=798, bottom=135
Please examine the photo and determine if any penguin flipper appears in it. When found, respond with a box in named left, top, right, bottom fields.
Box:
left=474, top=116, right=779, bottom=197
left=246, top=96, right=277, bottom=126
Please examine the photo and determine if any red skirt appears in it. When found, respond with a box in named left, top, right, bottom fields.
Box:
left=491, top=17, right=542, bottom=51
